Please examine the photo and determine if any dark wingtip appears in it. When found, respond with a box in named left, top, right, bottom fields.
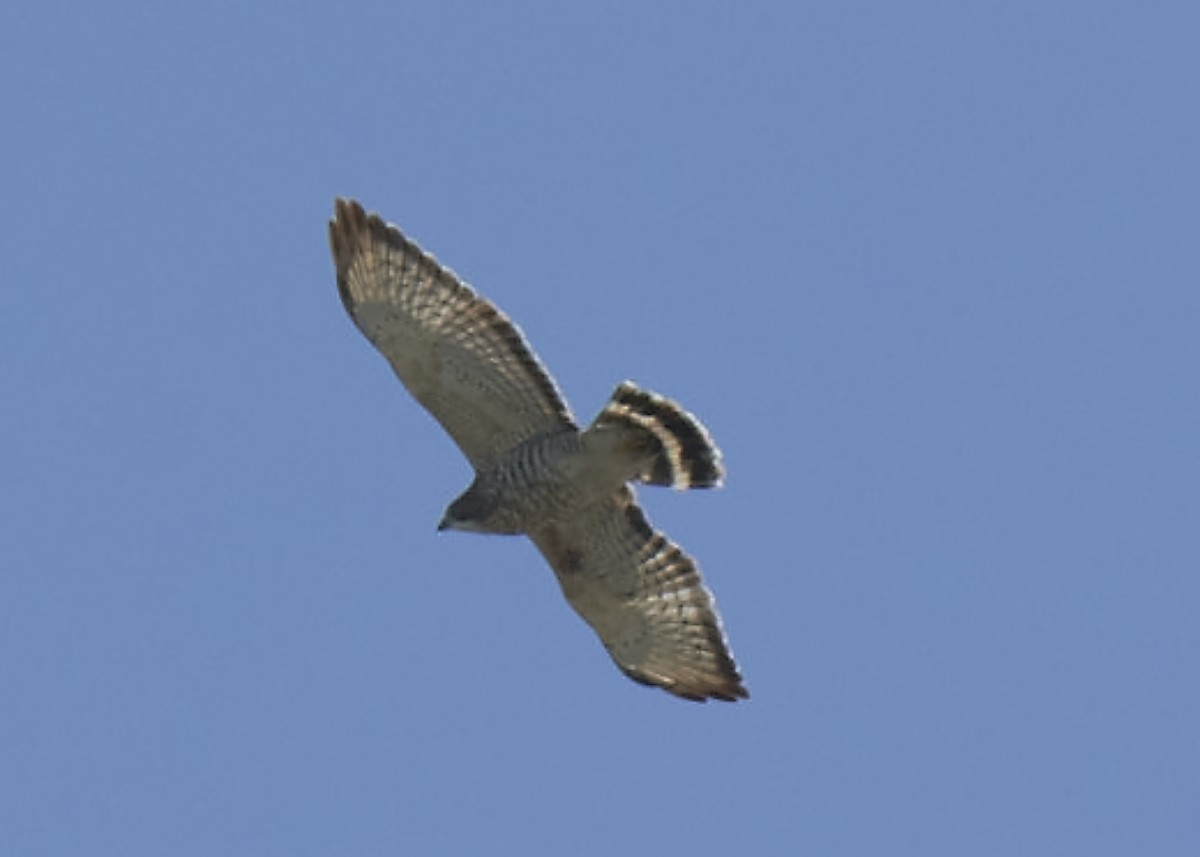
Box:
left=622, top=662, right=749, bottom=703
left=328, top=197, right=368, bottom=315
left=665, top=682, right=749, bottom=704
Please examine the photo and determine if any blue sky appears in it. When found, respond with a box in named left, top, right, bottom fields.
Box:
left=3, top=2, right=1198, bottom=854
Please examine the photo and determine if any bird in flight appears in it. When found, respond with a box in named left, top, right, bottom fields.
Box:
left=330, top=198, right=747, bottom=701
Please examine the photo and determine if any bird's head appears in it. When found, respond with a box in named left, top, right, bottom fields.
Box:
left=437, top=482, right=495, bottom=533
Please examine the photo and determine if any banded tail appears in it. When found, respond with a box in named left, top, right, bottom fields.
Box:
left=589, top=381, right=724, bottom=490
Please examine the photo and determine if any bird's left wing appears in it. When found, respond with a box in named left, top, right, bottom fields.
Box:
left=330, top=198, right=574, bottom=469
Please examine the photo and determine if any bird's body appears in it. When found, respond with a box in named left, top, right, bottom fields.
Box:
left=440, top=428, right=594, bottom=534
left=330, top=198, right=747, bottom=701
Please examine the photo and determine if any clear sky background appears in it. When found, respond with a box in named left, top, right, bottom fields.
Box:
left=2, top=2, right=1197, bottom=855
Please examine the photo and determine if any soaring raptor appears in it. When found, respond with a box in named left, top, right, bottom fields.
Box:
left=330, top=198, right=747, bottom=701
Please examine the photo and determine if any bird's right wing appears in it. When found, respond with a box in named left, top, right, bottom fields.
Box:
left=530, top=488, right=747, bottom=702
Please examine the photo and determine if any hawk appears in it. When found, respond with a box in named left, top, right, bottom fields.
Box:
left=330, top=198, right=747, bottom=702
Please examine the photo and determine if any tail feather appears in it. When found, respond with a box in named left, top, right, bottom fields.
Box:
left=590, top=381, right=724, bottom=490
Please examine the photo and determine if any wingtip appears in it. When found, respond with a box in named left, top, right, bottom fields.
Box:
left=328, top=197, right=426, bottom=274
left=330, top=196, right=362, bottom=232
left=328, top=197, right=365, bottom=274
left=623, top=664, right=749, bottom=703
left=666, top=685, right=749, bottom=704
left=670, top=663, right=750, bottom=703
left=681, top=680, right=750, bottom=704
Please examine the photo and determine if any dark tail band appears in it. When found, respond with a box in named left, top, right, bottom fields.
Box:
left=592, top=382, right=723, bottom=490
